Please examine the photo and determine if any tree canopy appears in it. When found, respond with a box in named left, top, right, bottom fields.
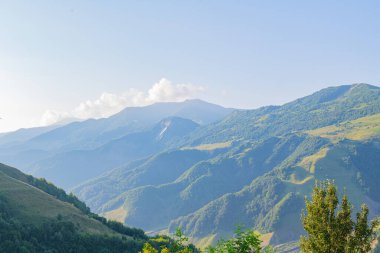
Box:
left=300, top=180, right=379, bottom=253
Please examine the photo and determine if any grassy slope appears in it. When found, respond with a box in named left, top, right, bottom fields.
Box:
left=306, top=113, right=380, bottom=141
left=181, top=141, right=232, bottom=151
left=0, top=164, right=116, bottom=235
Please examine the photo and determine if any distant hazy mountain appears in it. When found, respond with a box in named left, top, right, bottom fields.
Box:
left=0, top=99, right=233, bottom=171
left=25, top=99, right=234, bottom=152
left=73, top=84, right=380, bottom=248
left=29, top=117, right=200, bottom=189
left=0, top=125, right=59, bottom=146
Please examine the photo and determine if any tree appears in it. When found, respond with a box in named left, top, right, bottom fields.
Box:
left=140, top=228, right=274, bottom=253
left=300, top=180, right=379, bottom=253
left=207, top=227, right=274, bottom=253
left=141, top=243, right=159, bottom=253
left=139, top=229, right=195, bottom=253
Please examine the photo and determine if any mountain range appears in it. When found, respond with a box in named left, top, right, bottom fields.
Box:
left=0, top=99, right=233, bottom=188
left=1, top=83, right=379, bottom=251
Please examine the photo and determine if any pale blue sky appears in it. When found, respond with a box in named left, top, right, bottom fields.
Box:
left=1, top=1, right=380, bottom=132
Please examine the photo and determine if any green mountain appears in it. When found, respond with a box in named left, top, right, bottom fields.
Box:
left=73, top=83, right=380, bottom=248
left=73, top=148, right=222, bottom=213
left=186, top=83, right=380, bottom=144
left=170, top=138, right=380, bottom=245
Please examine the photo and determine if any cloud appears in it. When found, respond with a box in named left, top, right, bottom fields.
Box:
left=40, top=110, right=71, bottom=126
left=39, top=78, right=205, bottom=126
left=147, top=78, right=204, bottom=102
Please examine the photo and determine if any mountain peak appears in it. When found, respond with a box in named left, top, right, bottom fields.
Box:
left=347, top=83, right=379, bottom=93
left=285, top=83, right=380, bottom=108
left=350, top=83, right=379, bottom=89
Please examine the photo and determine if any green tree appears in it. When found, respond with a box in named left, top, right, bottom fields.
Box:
left=207, top=227, right=274, bottom=253
left=141, top=243, right=159, bottom=253
left=300, top=180, right=379, bottom=253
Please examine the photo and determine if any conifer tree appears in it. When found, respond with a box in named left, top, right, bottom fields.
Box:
left=300, top=181, right=378, bottom=253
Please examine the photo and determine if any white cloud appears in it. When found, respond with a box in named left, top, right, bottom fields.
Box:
left=40, top=110, right=71, bottom=126
left=147, top=78, right=204, bottom=102
left=39, top=78, right=205, bottom=126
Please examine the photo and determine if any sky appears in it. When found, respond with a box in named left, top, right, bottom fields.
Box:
left=1, top=0, right=380, bottom=132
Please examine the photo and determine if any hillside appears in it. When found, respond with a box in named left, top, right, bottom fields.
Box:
left=186, top=83, right=380, bottom=145
left=73, top=148, right=222, bottom=213
left=72, top=83, right=380, bottom=248
left=0, top=163, right=160, bottom=252
left=0, top=165, right=112, bottom=234
left=170, top=138, right=380, bottom=245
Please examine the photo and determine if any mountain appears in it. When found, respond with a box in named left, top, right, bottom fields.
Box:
left=24, top=99, right=233, bottom=152
left=170, top=137, right=380, bottom=245
left=99, top=135, right=322, bottom=231
left=29, top=117, right=200, bottom=189
left=186, top=83, right=380, bottom=145
left=73, top=83, right=380, bottom=248
left=73, top=146, right=230, bottom=213
left=0, top=125, right=59, bottom=146
left=0, top=100, right=233, bottom=172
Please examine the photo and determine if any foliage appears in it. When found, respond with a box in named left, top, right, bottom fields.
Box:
left=206, top=227, right=274, bottom=253
left=141, top=243, right=159, bottom=253
left=300, top=180, right=379, bottom=253
left=26, top=176, right=91, bottom=214
left=90, top=214, right=148, bottom=240
left=140, top=228, right=275, bottom=253
left=0, top=196, right=144, bottom=253
left=141, top=228, right=197, bottom=253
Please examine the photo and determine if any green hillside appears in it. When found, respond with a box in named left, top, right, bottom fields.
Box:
left=171, top=138, right=380, bottom=246
left=91, top=135, right=326, bottom=231
left=0, top=165, right=113, bottom=234
left=74, top=148, right=217, bottom=213
left=306, top=113, right=380, bottom=141
left=186, top=83, right=380, bottom=145
left=0, top=163, right=177, bottom=252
